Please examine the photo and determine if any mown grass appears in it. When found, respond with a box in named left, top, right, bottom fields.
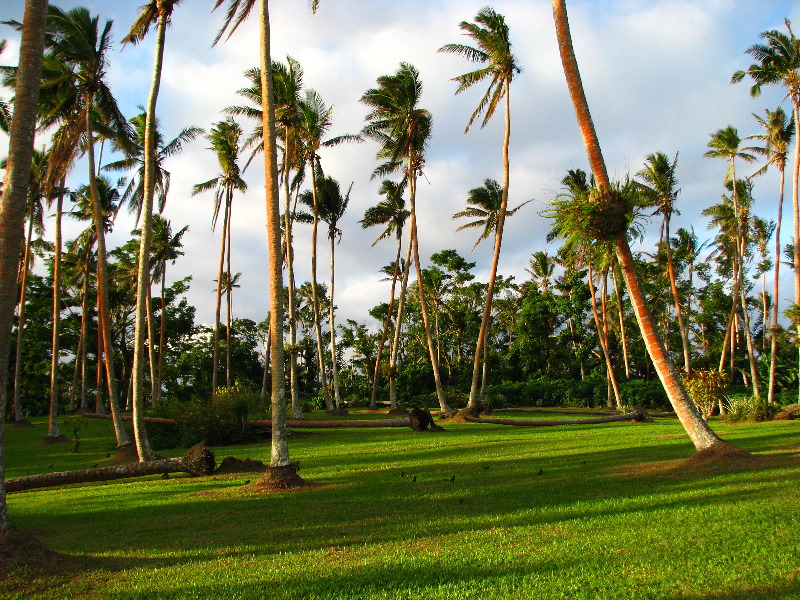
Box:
left=3, top=412, right=799, bottom=599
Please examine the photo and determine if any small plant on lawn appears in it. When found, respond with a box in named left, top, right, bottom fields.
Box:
left=725, top=394, right=780, bottom=422
left=679, top=369, right=727, bottom=419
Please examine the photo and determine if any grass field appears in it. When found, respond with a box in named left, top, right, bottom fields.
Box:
left=2, top=412, right=799, bottom=599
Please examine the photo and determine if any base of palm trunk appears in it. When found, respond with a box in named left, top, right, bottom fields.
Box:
left=451, top=403, right=485, bottom=422
left=247, top=464, right=306, bottom=491
left=687, top=440, right=757, bottom=467
left=42, top=434, right=70, bottom=444
left=11, top=419, right=34, bottom=428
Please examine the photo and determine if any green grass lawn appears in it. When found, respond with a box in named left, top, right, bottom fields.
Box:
left=3, top=412, right=799, bottom=599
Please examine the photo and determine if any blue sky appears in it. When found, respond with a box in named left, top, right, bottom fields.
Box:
left=2, top=0, right=799, bottom=331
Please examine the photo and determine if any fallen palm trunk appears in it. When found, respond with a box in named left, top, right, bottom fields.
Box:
left=464, top=407, right=649, bottom=427
left=491, top=408, right=620, bottom=416
left=84, top=412, right=416, bottom=429
left=6, top=442, right=215, bottom=493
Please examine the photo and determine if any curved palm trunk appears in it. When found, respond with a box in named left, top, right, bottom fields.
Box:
left=0, top=0, right=48, bottom=530
left=791, top=101, right=800, bottom=403
left=86, top=98, right=130, bottom=449
left=146, top=288, right=157, bottom=402
left=552, top=0, right=727, bottom=451
left=156, top=268, right=167, bottom=404
left=389, top=236, right=413, bottom=410
left=309, top=166, right=332, bottom=411
left=767, top=165, right=786, bottom=404
left=328, top=233, right=341, bottom=408
left=46, top=193, right=64, bottom=439
left=370, top=239, right=402, bottom=409
left=739, top=284, right=761, bottom=399
left=408, top=173, right=450, bottom=413
left=259, top=0, right=292, bottom=470
left=468, top=83, right=511, bottom=409
left=225, top=201, right=233, bottom=389
left=11, top=212, right=35, bottom=422
left=589, top=264, right=621, bottom=409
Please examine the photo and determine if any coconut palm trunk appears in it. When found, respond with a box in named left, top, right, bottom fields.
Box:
left=768, top=166, right=786, bottom=403
left=0, top=0, right=48, bottom=531
left=258, top=0, right=293, bottom=472
left=408, top=174, right=450, bottom=413
left=552, top=0, right=731, bottom=452
left=389, top=238, right=413, bottom=410
left=328, top=227, right=341, bottom=409
left=283, top=155, right=302, bottom=418
left=371, top=249, right=401, bottom=409
left=46, top=192, right=64, bottom=440
left=85, top=96, right=130, bottom=449
left=793, top=104, right=800, bottom=403
left=11, top=211, right=36, bottom=422
left=308, top=166, right=333, bottom=411
left=212, top=199, right=228, bottom=393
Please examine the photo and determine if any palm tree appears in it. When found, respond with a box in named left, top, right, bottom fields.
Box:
left=732, top=21, right=800, bottom=400
left=318, top=176, right=351, bottom=409
left=360, top=179, right=410, bottom=409
left=149, top=215, right=187, bottom=403
left=361, top=62, right=450, bottom=413
left=217, top=270, right=242, bottom=388
left=39, top=6, right=132, bottom=449
left=0, top=39, right=10, bottom=133
left=551, top=0, right=734, bottom=454
left=439, top=6, right=520, bottom=411
left=704, top=127, right=759, bottom=379
left=525, top=251, right=555, bottom=294
left=749, top=107, right=794, bottom=403
left=192, top=118, right=247, bottom=394
left=636, top=151, right=691, bottom=373
left=0, top=0, right=48, bottom=532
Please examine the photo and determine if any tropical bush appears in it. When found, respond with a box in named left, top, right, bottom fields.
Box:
left=724, top=394, right=780, bottom=422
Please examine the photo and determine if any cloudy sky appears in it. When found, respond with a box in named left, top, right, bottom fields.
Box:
left=2, top=0, right=799, bottom=332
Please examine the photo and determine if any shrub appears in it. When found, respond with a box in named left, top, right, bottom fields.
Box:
left=679, top=369, right=727, bottom=419
left=725, top=394, right=780, bottom=423
left=619, top=380, right=670, bottom=410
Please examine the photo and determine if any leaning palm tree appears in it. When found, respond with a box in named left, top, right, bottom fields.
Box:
left=359, top=179, right=410, bottom=409
left=360, top=62, right=450, bottom=413
left=192, top=118, right=247, bottom=394
left=551, top=0, right=737, bottom=456
left=439, top=6, right=521, bottom=411
left=636, top=151, right=691, bottom=373
left=0, top=0, right=48, bottom=532
left=732, top=20, right=800, bottom=400
left=749, top=107, right=794, bottom=403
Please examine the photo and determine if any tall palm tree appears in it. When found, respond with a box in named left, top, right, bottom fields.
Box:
left=525, top=251, right=555, bottom=294
left=0, top=0, right=48, bottom=532
left=749, top=107, right=794, bottom=403
left=318, top=176, right=351, bottom=409
left=39, top=6, right=132, bottom=449
left=551, top=0, right=733, bottom=454
left=217, top=270, right=241, bottom=388
left=0, top=39, right=10, bottom=133
left=704, top=127, right=758, bottom=379
left=732, top=21, right=800, bottom=400
left=360, top=179, right=409, bottom=408
left=192, top=118, right=246, bottom=394
left=439, top=6, right=520, bottom=411
left=149, top=215, right=187, bottom=403
left=636, top=151, right=691, bottom=373
left=361, top=62, right=450, bottom=413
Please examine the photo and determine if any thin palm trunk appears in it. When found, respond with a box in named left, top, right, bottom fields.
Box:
left=611, top=265, right=630, bottom=378
left=328, top=232, right=341, bottom=408
left=389, top=235, right=413, bottom=410
left=792, top=103, right=800, bottom=403
left=768, top=167, right=786, bottom=404
left=259, top=0, right=291, bottom=469
left=283, top=146, right=302, bottom=418
left=86, top=97, right=130, bottom=448
left=371, top=242, right=402, bottom=409
left=408, top=174, right=450, bottom=413
left=46, top=193, right=64, bottom=439
left=157, top=269, right=166, bottom=404
left=211, top=196, right=228, bottom=394
left=589, top=264, right=621, bottom=409
left=468, top=83, right=511, bottom=409
left=552, top=0, right=726, bottom=451
left=309, top=166, right=332, bottom=411
left=146, top=288, right=157, bottom=401
left=739, top=284, right=761, bottom=399
left=664, top=215, right=691, bottom=373
left=225, top=201, right=233, bottom=389
left=12, top=213, right=35, bottom=422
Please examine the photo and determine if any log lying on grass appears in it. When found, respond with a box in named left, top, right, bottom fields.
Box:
left=491, top=408, right=622, bottom=416
left=464, top=406, right=650, bottom=427
left=6, top=442, right=215, bottom=493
